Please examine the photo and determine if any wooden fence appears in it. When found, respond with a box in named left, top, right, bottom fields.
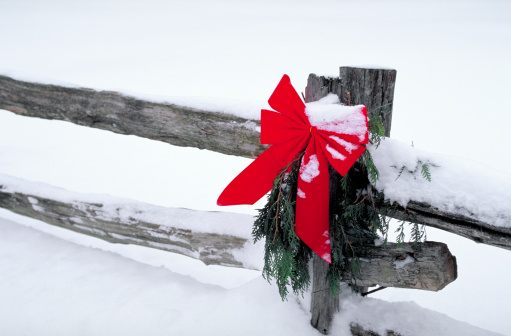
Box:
left=1, top=68, right=510, bottom=335
left=1, top=72, right=509, bottom=251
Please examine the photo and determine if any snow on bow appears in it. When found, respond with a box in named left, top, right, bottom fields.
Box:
left=217, top=75, right=368, bottom=263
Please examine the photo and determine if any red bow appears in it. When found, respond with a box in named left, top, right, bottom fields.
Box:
left=217, top=75, right=368, bottom=263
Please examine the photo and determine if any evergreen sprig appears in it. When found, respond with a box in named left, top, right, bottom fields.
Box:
left=368, top=106, right=389, bottom=148
left=394, top=160, right=437, bottom=182
left=253, top=151, right=313, bottom=300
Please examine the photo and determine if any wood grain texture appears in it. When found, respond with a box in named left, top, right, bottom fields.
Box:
left=306, top=67, right=397, bottom=137
left=387, top=200, right=511, bottom=251
left=307, top=67, right=398, bottom=334
left=344, top=241, right=457, bottom=291
left=0, top=186, right=248, bottom=268
left=337, top=67, right=396, bottom=137
left=349, top=323, right=402, bottom=336
left=311, top=254, right=340, bottom=335
left=0, top=75, right=266, bottom=159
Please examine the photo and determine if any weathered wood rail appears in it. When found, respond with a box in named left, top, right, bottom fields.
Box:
left=0, top=174, right=456, bottom=290
left=0, top=74, right=266, bottom=159
left=1, top=73, right=510, bottom=252
left=389, top=200, right=511, bottom=252
left=0, top=175, right=251, bottom=268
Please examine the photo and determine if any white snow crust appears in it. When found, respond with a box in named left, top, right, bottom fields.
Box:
left=300, top=154, right=320, bottom=183
left=305, top=94, right=367, bottom=140
left=326, top=144, right=347, bottom=160
left=369, top=138, right=511, bottom=228
left=332, top=288, right=502, bottom=336
left=0, top=173, right=255, bottom=240
left=0, top=70, right=265, bottom=120
left=393, top=255, right=415, bottom=269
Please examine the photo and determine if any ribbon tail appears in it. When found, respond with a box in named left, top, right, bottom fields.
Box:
left=295, top=136, right=332, bottom=263
left=217, top=135, right=309, bottom=206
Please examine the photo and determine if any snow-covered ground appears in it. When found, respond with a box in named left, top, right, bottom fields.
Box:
left=1, top=0, right=511, bottom=335
left=1, top=211, right=503, bottom=336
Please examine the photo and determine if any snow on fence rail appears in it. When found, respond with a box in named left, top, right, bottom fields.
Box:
left=0, top=74, right=266, bottom=159
left=0, top=174, right=253, bottom=268
left=0, top=72, right=510, bottom=251
left=0, top=173, right=456, bottom=291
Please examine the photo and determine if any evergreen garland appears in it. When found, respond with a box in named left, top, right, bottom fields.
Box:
left=253, top=108, right=431, bottom=300
left=252, top=151, right=313, bottom=300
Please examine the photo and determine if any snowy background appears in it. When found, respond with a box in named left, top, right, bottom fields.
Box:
left=1, top=0, right=511, bottom=335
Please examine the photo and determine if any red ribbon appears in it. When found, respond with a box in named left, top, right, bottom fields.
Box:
left=217, top=75, right=368, bottom=263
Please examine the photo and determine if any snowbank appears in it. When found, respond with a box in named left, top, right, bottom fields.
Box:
left=0, top=215, right=502, bottom=336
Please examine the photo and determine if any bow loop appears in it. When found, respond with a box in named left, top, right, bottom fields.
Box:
left=261, top=109, right=308, bottom=145
left=268, top=75, right=309, bottom=126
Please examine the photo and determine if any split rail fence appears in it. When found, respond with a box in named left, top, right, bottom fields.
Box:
left=1, top=67, right=510, bottom=335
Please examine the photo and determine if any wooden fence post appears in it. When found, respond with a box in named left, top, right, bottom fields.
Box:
left=306, top=66, right=397, bottom=334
